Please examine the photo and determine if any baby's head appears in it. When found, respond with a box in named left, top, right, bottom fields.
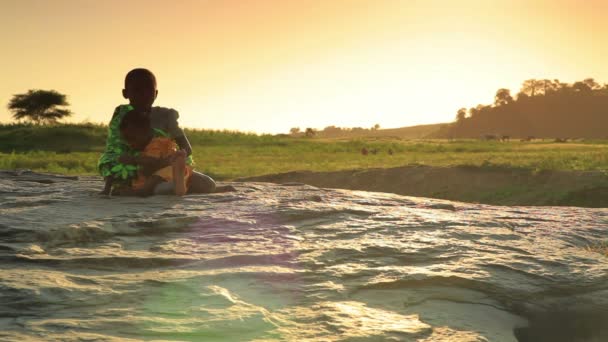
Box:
left=120, top=109, right=152, bottom=150
left=122, top=68, right=157, bottom=112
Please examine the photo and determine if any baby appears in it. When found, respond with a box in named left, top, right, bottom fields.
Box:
left=117, top=110, right=191, bottom=196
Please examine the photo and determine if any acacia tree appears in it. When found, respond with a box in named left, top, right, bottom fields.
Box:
left=305, top=127, right=316, bottom=137
left=8, top=89, right=72, bottom=124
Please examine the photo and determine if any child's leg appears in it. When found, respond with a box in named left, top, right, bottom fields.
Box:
left=172, top=152, right=187, bottom=196
left=100, top=177, right=113, bottom=195
left=136, top=175, right=165, bottom=197
left=153, top=181, right=174, bottom=195
left=188, top=171, right=217, bottom=194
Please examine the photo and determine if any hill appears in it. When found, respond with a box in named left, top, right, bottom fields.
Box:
left=434, top=78, right=608, bottom=139
left=293, top=123, right=447, bottom=139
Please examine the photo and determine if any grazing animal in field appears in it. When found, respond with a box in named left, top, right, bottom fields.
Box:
left=370, top=149, right=378, bottom=155
left=501, top=135, right=510, bottom=142
left=361, top=148, right=368, bottom=156
left=482, top=134, right=499, bottom=141
left=388, top=149, right=394, bottom=155
left=554, top=138, right=568, bottom=143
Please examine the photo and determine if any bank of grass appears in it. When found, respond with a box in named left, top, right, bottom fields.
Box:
left=2, top=124, right=608, bottom=179
left=0, top=122, right=107, bottom=152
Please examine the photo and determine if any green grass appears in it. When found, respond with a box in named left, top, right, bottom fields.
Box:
left=0, top=122, right=107, bottom=152
left=2, top=124, right=608, bottom=179
left=0, top=151, right=100, bottom=174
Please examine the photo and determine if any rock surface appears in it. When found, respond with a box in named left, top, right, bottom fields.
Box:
left=1, top=171, right=608, bottom=341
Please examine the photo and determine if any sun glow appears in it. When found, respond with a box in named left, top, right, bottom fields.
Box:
left=1, top=0, right=607, bottom=133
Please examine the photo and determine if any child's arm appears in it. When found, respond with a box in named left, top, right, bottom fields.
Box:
left=165, top=109, right=193, bottom=157
left=137, top=155, right=171, bottom=176
left=118, top=154, right=171, bottom=177
left=175, top=135, right=193, bottom=157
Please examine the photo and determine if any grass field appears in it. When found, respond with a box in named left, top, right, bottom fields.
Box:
left=1, top=123, right=608, bottom=180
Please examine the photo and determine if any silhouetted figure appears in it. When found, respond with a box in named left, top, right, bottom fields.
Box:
left=98, top=68, right=216, bottom=196
left=361, top=148, right=368, bottom=156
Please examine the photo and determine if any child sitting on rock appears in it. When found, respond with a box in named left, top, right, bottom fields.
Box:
left=98, top=68, right=216, bottom=195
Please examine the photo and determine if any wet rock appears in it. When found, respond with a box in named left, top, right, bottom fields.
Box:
left=0, top=171, right=607, bottom=341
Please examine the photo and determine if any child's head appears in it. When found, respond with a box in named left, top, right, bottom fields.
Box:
left=120, top=109, right=153, bottom=150
left=122, top=68, right=158, bottom=111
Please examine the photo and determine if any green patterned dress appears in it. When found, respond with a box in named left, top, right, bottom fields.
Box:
left=97, top=105, right=139, bottom=185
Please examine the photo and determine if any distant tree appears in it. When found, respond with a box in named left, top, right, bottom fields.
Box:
left=289, top=127, right=301, bottom=135
left=323, top=125, right=340, bottom=132
left=540, top=79, right=561, bottom=95
left=455, top=108, right=467, bottom=122
left=515, top=91, right=529, bottom=101
left=572, top=81, right=592, bottom=93
left=520, top=79, right=545, bottom=97
left=372, top=123, right=380, bottom=130
left=469, top=106, right=479, bottom=118
left=583, top=78, right=601, bottom=90
left=494, top=88, right=514, bottom=106
left=305, top=127, right=316, bottom=137
left=469, top=104, right=487, bottom=118
left=8, top=89, right=72, bottom=124
left=320, top=126, right=341, bottom=138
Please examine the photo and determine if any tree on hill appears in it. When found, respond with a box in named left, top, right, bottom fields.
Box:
left=289, top=127, right=301, bottom=135
left=520, top=79, right=545, bottom=97
left=305, top=127, right=316, bottom=137
left=8, top=89, right=72, bottom=124
left=494, top=89, right=513, bottom=106
left=583, top=78, right=600, bottom=90
left=469, top=104, right=488, bottom=118
left=455, top=108, right=467, bottom=122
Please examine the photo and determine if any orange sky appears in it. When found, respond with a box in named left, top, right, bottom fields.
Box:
left=1, top=0, right=607, bottom=133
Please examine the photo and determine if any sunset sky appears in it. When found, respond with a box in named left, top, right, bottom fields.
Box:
left=1, top=0, right=607, bottom=133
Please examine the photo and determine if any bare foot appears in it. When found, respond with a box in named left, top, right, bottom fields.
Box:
left=172, top=150, right=187, bottom=196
